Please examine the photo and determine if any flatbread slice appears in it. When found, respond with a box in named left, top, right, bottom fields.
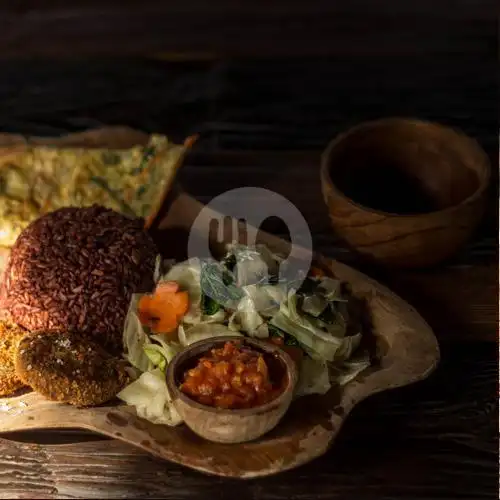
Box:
left=0, top=133, right=195, bottom=247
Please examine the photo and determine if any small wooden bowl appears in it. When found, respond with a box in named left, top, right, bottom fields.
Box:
left=166, top=336, right=299, bottom=444
left=320, top=118, right=491, bottom=268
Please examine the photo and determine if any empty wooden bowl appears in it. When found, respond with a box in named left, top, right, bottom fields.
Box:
left=166, top=336, right=299, bottom=444
left=320, top=118, right=491, bottom=268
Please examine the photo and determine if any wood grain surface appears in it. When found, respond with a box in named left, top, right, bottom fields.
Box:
left=0, top=57, right=496, bottom=156
left=0, top=1, right=495, bottom=57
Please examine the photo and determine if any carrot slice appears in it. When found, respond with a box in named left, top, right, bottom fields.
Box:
left=137, top=282, right=189, bottom=334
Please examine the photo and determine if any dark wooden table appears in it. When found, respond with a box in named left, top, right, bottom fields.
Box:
left=0, top=0, right=496, bottom=58
left=0, top=6, right=497, bottom=494
left=0, top=148, right=497, bottom=499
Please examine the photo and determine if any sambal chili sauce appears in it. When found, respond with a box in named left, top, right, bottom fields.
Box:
left=179, top=341, right=286, bottom=410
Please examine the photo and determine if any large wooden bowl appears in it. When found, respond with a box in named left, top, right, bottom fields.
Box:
left=320, top=118, right=491, bottom=268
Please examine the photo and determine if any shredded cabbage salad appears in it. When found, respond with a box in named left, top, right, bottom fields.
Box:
left=118, top=244, right=371, bottom=426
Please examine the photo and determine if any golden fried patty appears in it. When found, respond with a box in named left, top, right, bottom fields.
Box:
left=0, top=320, right=28, bottom=396
left=15, top=330, right=130, bottom=407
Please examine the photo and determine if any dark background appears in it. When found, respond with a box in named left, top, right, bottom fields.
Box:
left=0, top=54, right=497, bottom=155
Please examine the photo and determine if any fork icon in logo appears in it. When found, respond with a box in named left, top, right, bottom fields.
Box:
left=188, top=187, right=313, bottom=309
left=209, top=215, right=250, bottom=248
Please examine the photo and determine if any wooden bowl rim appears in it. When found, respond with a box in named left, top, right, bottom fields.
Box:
left=320, top=117, right=491, bottom=218
left=166, top=335, right=299, bottom=416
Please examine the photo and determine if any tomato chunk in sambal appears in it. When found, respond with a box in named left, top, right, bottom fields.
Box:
left=179, top=341, right=285, bottom=409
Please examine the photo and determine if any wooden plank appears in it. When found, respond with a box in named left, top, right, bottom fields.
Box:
left=0, top=1, right=495, bottom=57
left=384, top=264, right=498, bottom=343
left=0, top=57, right=494, bottom=157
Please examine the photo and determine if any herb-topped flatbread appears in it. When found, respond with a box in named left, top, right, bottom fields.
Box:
left=0, top=134, right=193, bottom=247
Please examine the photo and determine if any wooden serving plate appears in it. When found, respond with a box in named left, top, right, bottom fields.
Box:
left=0, top=128, right=440, bottom=479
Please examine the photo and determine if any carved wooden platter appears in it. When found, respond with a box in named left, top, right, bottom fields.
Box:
left=0, top=128, right=440, bottom=479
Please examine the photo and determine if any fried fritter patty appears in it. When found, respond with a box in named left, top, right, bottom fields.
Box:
left=0, top=320, right=28, bottom=396
left=15, top=330, right=130, bottom=407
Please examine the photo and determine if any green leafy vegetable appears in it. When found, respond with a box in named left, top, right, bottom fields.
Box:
left=122, top=294, right=152, bottom=372
left=200, top=261, right=244, bottom=307
left=295, top=357, right=331, bottom=397
left=334, top=333, right=362, bottom=361
left=300, top=294, right=328, bottom=317
left=178, top=323, right=242, bottom=347
left=201, top=294, right=220, bottom=316
left=315, top=302, right=338, bottom=325
left=241, top=283, right=286, bottom=318
left=317, top=277, right=344, bottom=301
left=268, top=324, right=300, bottom=347
left=150, top=335, right=182, bottom=362
left=117, top=368, right=182, bottom=426
left=225, top=243, right=282, bottom=287
left=228, top=296, right=268, bottom=338
left=202, top=309, right=226, bottom=324
left=222, top=253, right=237, bottom=272
left=270, top=291, right=347, bottom=362
left=298, top=276, right=320, bottom=296
left=222, top=269, right=235, bottom=286
left=331, top=354, right=371, bottom=386
left=144, top=335, right=183, bottom=373
left=268, top=324, right=285, bottom=339
left=144, top=344, right=167, bottom=372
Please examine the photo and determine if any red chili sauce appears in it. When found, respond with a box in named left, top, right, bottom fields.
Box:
left=179, top=341, right=287, bottom=410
